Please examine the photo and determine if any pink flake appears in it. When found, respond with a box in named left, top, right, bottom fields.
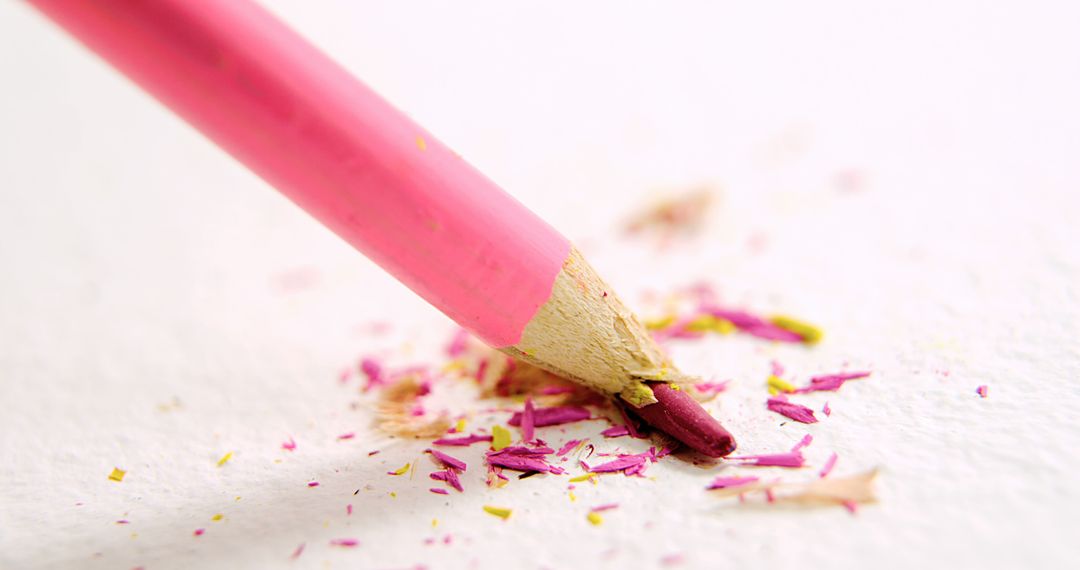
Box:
left=282, top=437, right=297, bottom=451
left=819, top=452, right=839, bottom=478
left=706, top=476, right=759, bottom=490
left=615, top=403, right=643, bottom=439
left=556, top=439, right=582, bottom=457
left=702, top=307, right=804, bottom=342
left=508, top=405, right=591, bottom=427
left=429, top=488, right=449, bottom=495
left=842, top=500, right=858, bottom=514
left=116, top=520, right=129, bottom=524
left=590, top=503, right=619, bottom=512
left=976, top=385, right=988, bottom=398
left=693, top=380, right=729, bottom=395
left=360, top=357, right=385, bottom=391
left=791, top=434, right=814, bottom=452
left=338, top=368, right=351, bottom=384
left=427, top=449, right=467, bottom=472
left=433, top=434, right=493, bottom=446
left=521, top=397, right=536, bottom=441
left=337, top=432, right=355, bottom=441
left=193, top=528, right=205, bottom=536
left=346, top=504, right=353, bottom=515
left=486, top=446, right=555, bottom=473
left=307, top=481, right=320, bottom=487
left=290, top=543, right=305, bottom=560
left=539, top=385, right=576, bottom=395
left=767, top=396, right=818, bottom=423
left=549, top=465, right=566, bottom=475
left=589, top=453, right=650, bottom=474
left=823, top=401, right=832, bottom=416
left=765, top=488, right=776, bottom=503
left=601, top=425, right=630, bottom=438
left=486, top=454, right=550, bottom=473
left=770, top=360, right=785, bottom=377
left=430, top=469, right=464, bottom=492
left=794, top=371, right=872, bottom=394
left=446, top=328, right=469, bottom=357
left=727, top=451, right=805, bottom=468
left=329, top=538, right=359, bottom=548
left=660, top=553, right=685, bottom=567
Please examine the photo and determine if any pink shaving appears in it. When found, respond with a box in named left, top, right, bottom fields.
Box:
left=823, top=401, right=832, bottom=416
left=590, top=503, right=619, bottom=512
left=290, top=543, right=305, bottom=560
left=446, top=328, right=469, bottom=357
left=539, top=385, right=576, bottom=395
left=430, top=488, right=449, bottom=495
left=346, top=504, right=353, bottom=515
left=793, top=371, right=872, bottom=393
left=589, top=452, right=652, bottom=475
left=338, top=368, right=351, bottom=384
left=556, top=439, right=582, bottom=457
left=193, top=528, right=205, bottom=536
left=521, top=397, right=536, bottom=441
left=486, top=446, right=555, bottom=473
left=359, top=357, right=385, bottom=391
left=601, top=425, right=630, bottom=438
left=430, top=468, right=464, bottom=492
left=615, top=404, right=643, bottom=439
left=791, top=434, right=814, bottom=452
left=281, top=437, right=296, bottom=451
left=337, top=432, right=355, bottom=440
left=693, top=380, right=729, bottom=395
left=706, top=476, right=759, bottom=490
left=820, top=452, right=839, bottom=478
left=727, top=451, right=806, bottom=468
left=842, top=500, right=858, bottom=514
left=307, top=481, right=320, bottom=487
left=976, top=385, right=988, bottom=398
left=329, top=538, right=359, bottom=548
left=433, top=434, right=493, bottom=446
left=702, top=307, right=805, bottom=342
left=427, top=449, right=467, bottom=472
left=509, top=405, right=591, bottom=427
left=770, top=360, right=785, bottom=377
left=767, top=396, right=818, bottom=423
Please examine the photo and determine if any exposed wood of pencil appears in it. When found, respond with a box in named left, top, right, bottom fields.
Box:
left=501, top=247, right=687, bottom=407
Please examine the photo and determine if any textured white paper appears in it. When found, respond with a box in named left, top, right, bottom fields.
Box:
left=1, top=2, right=1078, bottom=569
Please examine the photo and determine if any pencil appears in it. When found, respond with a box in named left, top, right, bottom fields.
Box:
left=29, top=0, right=736, bottom=457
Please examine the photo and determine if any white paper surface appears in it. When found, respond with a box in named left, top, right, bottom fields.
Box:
left=1, top=1, right=1078, bottom=569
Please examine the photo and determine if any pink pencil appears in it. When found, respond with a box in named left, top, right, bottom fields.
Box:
left=29, top=0, right=735, bottom=457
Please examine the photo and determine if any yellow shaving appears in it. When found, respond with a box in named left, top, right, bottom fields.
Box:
left=569, top=491, right=577, bottom=502
left=620, top=382, right=658, bottom=407
left=770, top=315, right=823, bottom=344
left=211, top=514, right=223, bottom=521
left=483, top=506, right=512, bottom=519
left=565, top=470, right=600, bottom=483
left=108, top=467, right=126, bottom=482
left=683, top=314, right=736, bottom=335
left=644, top=315, right=677, bottom=330
left=416, top=135, right=427, bottom=151
left=432, top=518, right=438, bottom=528
left=390, top=492, right=397, bottom=498
left=491, top=425, right=512, bottom=451
left=670, top=384, right=681, bottom=391
left=455, top=418, right=467, bottom=433
left=389, top=463, right=410, bottom=476
left=217, top=452, right=233, bottom=467
left=586, top=512, right=603, bottom=526
left=767, top=375, right=797, bottom=395
left=441, top=360, right=466, bottom=373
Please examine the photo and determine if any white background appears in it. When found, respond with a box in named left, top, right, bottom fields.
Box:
left=1, top=1, right=1078, bottom=569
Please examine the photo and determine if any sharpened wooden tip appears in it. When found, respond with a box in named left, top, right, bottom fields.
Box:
left=501, top=247, right=737, bottom=456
